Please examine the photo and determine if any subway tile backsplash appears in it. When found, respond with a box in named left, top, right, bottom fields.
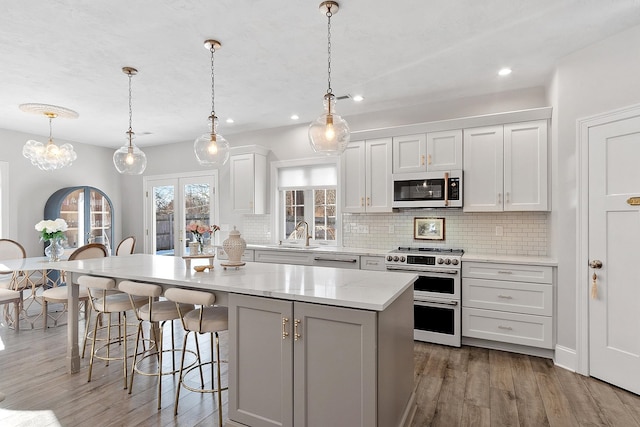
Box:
left=242, top=210, right=548, bottom=256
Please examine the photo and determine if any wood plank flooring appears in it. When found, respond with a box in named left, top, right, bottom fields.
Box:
left=1, top=315, right=640, bottom=426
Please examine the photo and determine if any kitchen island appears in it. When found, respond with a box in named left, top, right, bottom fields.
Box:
left=55, top=254, right=417, bottom=427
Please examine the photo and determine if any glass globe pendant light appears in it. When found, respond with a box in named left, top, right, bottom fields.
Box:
left=19, top=103, right=78, bottom=171
left=194, top=39, right=230, bottom=166
left=309, top=1, right=350, bottom=155
left=113, top=66, right=147, bottom=175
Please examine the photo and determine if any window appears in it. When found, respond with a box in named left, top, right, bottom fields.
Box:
left=274, top=160, right=339, bottom=245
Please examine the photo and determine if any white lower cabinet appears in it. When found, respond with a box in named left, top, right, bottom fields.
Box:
left=462, top=262, right=554, bottom=349
left=253, top=249, right=315, bottom=265
left=228, top=289, right=415, bottom=427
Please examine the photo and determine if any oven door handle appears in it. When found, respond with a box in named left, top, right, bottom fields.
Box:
left=386, top=266, right=459, bottom=275
left=415, top=298, right=459, bottom=307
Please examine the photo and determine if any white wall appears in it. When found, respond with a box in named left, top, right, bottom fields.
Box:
left=552, top=23, right=640, bottom=352
left=0, top=129, right=121, bottom=256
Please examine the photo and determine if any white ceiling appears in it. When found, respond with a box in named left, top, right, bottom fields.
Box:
left=2, top=0, right=640, bottom=148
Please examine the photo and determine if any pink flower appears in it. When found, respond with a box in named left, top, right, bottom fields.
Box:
left=197, top=225, right=209, bottom=234
left=187, top=223, right=198, bottom=232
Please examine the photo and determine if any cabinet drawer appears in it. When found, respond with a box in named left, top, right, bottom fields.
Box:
left=254, top=250, right=314, bottom=265
left=360, top=256, right=386, bottom=271
left=462, top=278, right=552, bottom=316
left=462, top=262, right=552, bottom=284
left=462, top=307, right=553, bottom=349
left=313, top=254, right=360, bottom=269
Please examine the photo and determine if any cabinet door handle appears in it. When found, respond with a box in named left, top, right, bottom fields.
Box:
left=497, top=193, right=502, bottom=204
left=497, top=271, right=513, bottom=275
left=282, top=317, right=289, bottom=340
left=366, top=197, right=371, bottom=206
left=497, top=294, right=513, bottom=299
left=361, top=197, right=365, bottom=207
left=294, top=319, right=301, bottom=341
left=420, top=155, right=425, bottom=166
left=505, top=192, right=510, bottom=204
left=498, top=325, right=513, bottom=331
left=427, top=154, right=432, bottom=165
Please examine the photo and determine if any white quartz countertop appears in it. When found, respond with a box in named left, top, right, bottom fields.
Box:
left=54, top=254, right=416, bottom=311
left=462, top=253, right=557, bottom=266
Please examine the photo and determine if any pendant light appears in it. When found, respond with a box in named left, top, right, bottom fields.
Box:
left=113, top=67, right=147, bottom=175
left=308, top=1, right=350, bottom=155
left=194, top=39, right=230, bottom=166
left=20, top=103, right=78, bottom=171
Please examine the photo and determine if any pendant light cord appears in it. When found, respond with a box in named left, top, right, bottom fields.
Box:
left=210, top=44, right=216, bottom=132
left=128, top=71, right=134, bottom=146
left=326, top=6, right=333, bottom=95
left=48, top=116, right=53, bottom=144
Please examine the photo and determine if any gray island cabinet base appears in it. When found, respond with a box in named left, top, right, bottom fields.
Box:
left=227, top=287, right=416, bottom=427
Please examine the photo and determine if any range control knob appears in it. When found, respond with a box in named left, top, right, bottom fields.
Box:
left=437, top=258, right=444, bottom=264
left=451, top=259, right=459, bottom=266
left=400, top=256, right=406, bottom=262
left=387, top=255, right=393, bottom=261
left=444, top=258, right=451, bottom=265
left=393, top=256, right=399, bottom=262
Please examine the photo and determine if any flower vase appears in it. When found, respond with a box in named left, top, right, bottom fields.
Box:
left=45, top=237, right=64, bottom=262
left=189, top=241, right=201, bottom=256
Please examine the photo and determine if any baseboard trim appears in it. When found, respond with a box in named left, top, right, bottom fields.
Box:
left=461, top=337, right=555, bottom=359
left=554, top=345, right=577, bottom=372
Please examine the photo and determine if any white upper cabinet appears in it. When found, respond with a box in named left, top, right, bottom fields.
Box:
left=392, top=130, right=462, bottom=173
left=504, top=121, right=548, bottom=211
left=342, top=138, right=392, bottom=213
left=392, top=134, right=426, bottom=173
left=229, top=146, right=269, bottom=214
left=463, top=120, right=548, bottom=212
left=426, top=129, right=463, bottom=171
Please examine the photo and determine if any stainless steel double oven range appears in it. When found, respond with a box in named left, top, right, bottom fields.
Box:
left=386, top=247, right=463, bottom=347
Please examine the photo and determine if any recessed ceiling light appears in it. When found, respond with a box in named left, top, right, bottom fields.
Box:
left=226, top=118, right=234, bottom=124
left=291, top=114, right=299, bottom=120
left=498, top=68, right=512, bottom=76
left=352, top=95, right=364, bottom=102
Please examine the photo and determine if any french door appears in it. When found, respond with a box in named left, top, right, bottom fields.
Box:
left=144, top=171, right=218, bottom=256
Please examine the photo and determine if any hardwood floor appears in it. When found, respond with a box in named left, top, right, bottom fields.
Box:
left=412, top=342, right=640, bottom=427
left=1, top=314, right=640, bottom=426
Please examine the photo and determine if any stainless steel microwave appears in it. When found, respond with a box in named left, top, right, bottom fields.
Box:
left=392, top=170, right=463, bottom=208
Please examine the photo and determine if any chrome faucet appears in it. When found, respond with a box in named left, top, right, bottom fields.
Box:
left=295, top=221, right=311, bottom=247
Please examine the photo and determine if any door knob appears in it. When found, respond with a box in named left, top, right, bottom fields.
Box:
left=589, top=260, right=603, bottom=269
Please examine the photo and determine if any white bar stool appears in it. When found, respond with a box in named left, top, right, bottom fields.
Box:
left=164, top=288, right=228, bottom=426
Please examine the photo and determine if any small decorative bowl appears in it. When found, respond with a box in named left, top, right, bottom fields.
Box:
left=193, top=265, right=214, bottom=272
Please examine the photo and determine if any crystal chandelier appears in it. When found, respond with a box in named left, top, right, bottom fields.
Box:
left=20, top=103, right=78, bottom=171
left=113, top=67, right=147, bottom=175
left=309, top=1, right=350, bottom=155
left=194, top=39, right=230, bottom=166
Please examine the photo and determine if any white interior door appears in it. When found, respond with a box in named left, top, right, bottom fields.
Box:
left=588, top=115, right=640, bottom=394
left=144, top=172, right=217, bottom=256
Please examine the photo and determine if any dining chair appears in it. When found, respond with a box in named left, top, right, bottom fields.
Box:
left=116, top=236, right=136, bottom=255
left=118, top=281, right=194, bottom=409
left=0, top=288, right=22, bottom=332
left=0, top=239, right=42, bottom=328
left=79, top=275, right=147, bottom=387
left=41, top=243, right=108, bottom=353
left=164, top=288, right=228, bottom=424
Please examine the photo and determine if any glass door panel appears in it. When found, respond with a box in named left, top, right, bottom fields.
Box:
left=89, top=189, right=113, bottom=253
left=146, top=173, right=217, bottom=256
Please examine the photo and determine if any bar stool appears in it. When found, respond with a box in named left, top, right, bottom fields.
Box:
left=118, top=280, right=194, bottom=409
left=164, top=288, right=228, bottom=425
left=78, top=275, right=146, bottom=388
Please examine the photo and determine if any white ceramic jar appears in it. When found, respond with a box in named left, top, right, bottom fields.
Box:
left=223, top=226, right=246, bottom=264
